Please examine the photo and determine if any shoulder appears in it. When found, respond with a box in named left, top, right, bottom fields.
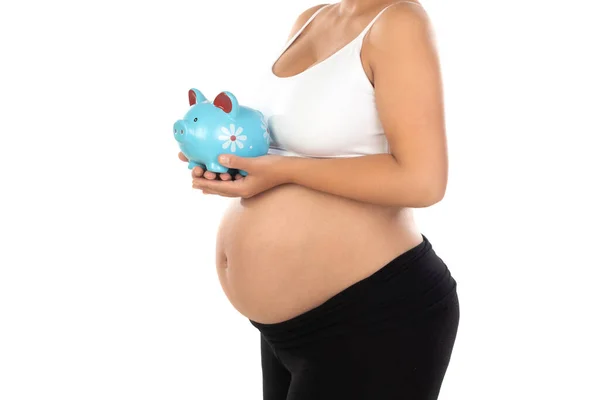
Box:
left=377, top=1, right=429, bottom=27
left=299, top=3, right=331, bottom=19
left=365, top=1, right=434, bottom=53
left=285, top=3, right=331, bottom=40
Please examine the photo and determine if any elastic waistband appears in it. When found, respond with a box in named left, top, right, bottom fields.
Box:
left=249, top=234, right=435, bottom=335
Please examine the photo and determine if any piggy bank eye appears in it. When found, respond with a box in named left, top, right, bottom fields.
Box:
left=193, top=117, right=198, bottom=122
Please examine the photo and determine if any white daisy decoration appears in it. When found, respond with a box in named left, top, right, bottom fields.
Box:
left=261, top=118, right=271, bottom=144
left=219, top=124, right=247, bottom=152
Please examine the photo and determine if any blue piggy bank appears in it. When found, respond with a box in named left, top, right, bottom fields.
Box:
left=173, top=88, right=270, bottom=176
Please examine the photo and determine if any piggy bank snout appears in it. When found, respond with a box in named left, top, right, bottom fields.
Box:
left=173, top=120, right=188, bottom=142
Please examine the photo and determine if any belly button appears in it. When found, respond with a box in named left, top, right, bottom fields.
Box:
left=218, top=256, right=229, bottom=269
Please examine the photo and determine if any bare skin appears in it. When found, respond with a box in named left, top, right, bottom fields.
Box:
left=181, top=0, right=447, bottom=324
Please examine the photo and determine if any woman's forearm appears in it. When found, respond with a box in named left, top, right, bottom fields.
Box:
left=281, top=153, right=445, bottom=207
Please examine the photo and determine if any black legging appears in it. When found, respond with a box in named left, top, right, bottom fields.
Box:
left=249, top=235, right=460, bottom=400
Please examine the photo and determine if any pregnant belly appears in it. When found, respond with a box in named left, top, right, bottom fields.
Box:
left=215, top=183, right=422, bottom=324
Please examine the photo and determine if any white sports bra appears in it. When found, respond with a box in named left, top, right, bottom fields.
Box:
left=248, top=2, right=416, bottom=158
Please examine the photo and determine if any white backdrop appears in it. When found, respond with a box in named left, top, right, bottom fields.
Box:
left=1, top=0, right=599, bottom=398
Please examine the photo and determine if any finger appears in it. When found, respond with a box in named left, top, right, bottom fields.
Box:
left=219, top=173, right=232, bottom=181
left=204, top=171, right=217, bottom=180
left=235, top=173, right=244, bottom=180
left=193, top=178, right=218, bottom=188
left=193, top=183, right=236, bottom=197
left=191, top=181, right=213, bottom=193
left=191, top=166, right=205, bottom=178
left=178, top=152, right=189, bottom=162
left=197, top=188, right=224, bottom=196
left=202, top=190, right=236, bottom=197
left=193, top=179, right=241, bottom=197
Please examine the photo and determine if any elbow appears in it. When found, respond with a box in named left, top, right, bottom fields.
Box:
left=417, top=185, right=446, bottom=207
left=406, top=178, right=447, bottom=208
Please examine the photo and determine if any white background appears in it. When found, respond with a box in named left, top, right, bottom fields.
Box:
left=1, top=0, right=599, bottom=398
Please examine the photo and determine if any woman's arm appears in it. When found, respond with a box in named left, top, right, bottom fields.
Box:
left=320, top=2, right=446, bottom=207
left=194, top=3, right=447, bottom=208
left=282, top=153, right=443, bottom=208
left=289, top=3, right=446, bottom=207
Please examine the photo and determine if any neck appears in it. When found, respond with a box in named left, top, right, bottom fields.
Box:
left=338, top=0, right=390, bottom=15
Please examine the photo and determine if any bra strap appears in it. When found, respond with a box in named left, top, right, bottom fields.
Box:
left=276, top=4, right=333, bottom=59
left=357, top=1, right=423, bottom=40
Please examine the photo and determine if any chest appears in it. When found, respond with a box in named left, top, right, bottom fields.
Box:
left=248, top=49, right=386, bottom=157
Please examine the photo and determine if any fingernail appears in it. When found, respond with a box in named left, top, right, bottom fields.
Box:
left=219, top=155, right=229, bottom=165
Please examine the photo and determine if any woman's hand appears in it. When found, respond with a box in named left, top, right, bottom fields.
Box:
left=179, top=152, right=244, bottom=195
left=188, top=153, right=290, bottom=198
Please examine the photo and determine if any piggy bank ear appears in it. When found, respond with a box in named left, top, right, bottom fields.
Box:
left=188, top=88, right=207, bottom=106
left=213, top=91, right=239, bottom=118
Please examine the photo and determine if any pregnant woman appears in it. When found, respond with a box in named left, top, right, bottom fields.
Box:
left=181, top=1, right=459, bottom=398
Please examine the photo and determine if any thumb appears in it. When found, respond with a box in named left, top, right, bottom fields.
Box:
left=219, top=154, right=248, bottom=170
